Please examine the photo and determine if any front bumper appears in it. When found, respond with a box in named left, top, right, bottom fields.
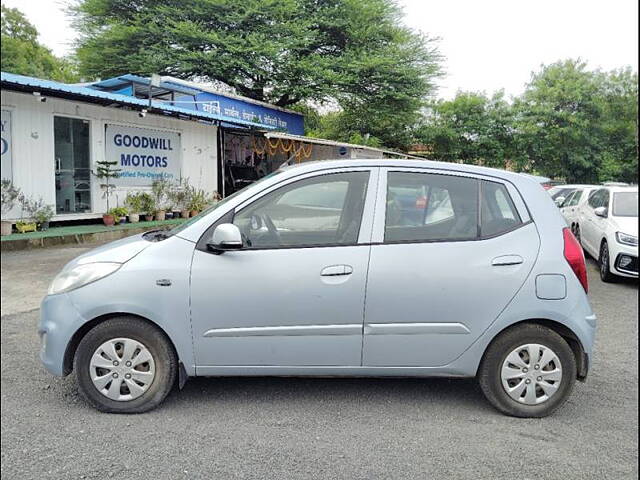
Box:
left=610, top=241, right=639, bottom=277
left=39, top=293, right=87, bottom=376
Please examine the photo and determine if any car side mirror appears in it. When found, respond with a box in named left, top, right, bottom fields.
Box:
left=554, top=196, right=566, bottom=207
left=207, top=223, right=243, bottom=254
left=594, top=206, right=608, bottom=218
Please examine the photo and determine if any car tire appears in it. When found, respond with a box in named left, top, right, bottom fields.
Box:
left=74, top=316, right=177, bottom=413
left=478, top=323, right=577, bottom=418
left=599, top=241, right=617, bottom=283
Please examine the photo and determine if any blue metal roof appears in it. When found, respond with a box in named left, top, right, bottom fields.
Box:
left=0, top=71, right=275, bottom=130
left=88, top=74, right=201, bottom=95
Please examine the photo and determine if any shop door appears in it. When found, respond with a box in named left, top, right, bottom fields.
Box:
left=54, top=117, right=91, bottom=214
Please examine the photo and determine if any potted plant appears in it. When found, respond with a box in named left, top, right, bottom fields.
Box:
left=151, top=179, right=170, bottom=221
left=1, top=179, right=20, bottom=236
left=139, top=192, right=155, bottom=222
left=109, top=207, right=128, bottom=224
left=168, top=178, right=191, bottom=219
left=33, top=203, right=55, bottom=231
left=124, top=192, right=143, bottom=223
left=93, top=160, right=121, bottom=226
left=188, top=189, right=208, bottom=217
left=15, top=193, right=38, bottom=233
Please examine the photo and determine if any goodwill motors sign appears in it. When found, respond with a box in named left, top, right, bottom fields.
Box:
left=105, top=124, right=181, bottom=186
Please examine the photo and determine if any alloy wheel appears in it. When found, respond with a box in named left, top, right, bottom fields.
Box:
left=500, top=343, right=562, bottom=405
left=89, top=337, right=156, bottom=401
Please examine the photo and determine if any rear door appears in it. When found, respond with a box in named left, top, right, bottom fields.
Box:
left=363, top=169, right=540, bottom=367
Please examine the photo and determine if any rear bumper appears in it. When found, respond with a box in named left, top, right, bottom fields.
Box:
left=38, top=293, right=86, bottom=376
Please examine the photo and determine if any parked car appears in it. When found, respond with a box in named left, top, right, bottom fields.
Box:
left=548, top=184, right=594, bottom=207
left=39, top=160, right=595, bottom=418
left=575, top=185, right=638, bottom=281
left=559, top=186, right=598, bottom=231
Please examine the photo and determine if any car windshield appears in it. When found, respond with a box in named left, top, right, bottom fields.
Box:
left=165, top=170, right=286, bottom=236
left=612, top=192, right=638, bottom=217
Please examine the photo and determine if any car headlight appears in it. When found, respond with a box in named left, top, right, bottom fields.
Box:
left=48, top=262, right=122, bottom=295
left=616, top=232, right=638, bottom=247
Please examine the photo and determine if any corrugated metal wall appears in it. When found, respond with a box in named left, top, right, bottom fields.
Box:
left=1, top=90, right=218, bottom=220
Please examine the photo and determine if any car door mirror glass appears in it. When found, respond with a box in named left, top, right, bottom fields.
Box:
left=555, top=196, right=566, bottom=207
left=594, top=206, right=608, bottom=218
left=207, top=223, right=243, bottom=253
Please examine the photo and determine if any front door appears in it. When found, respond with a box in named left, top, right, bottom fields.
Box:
left=363, top=169, right=540, bottom=367
left=190, top=168, right=377, bottom=367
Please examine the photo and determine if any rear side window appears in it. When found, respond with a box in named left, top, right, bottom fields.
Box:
left=385, top=172, right=478, bottom=242
left=480, top=181, right=522, bottom=237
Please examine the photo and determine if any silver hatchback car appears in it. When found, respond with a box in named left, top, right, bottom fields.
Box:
left=39, top=160, right=596, bottom=417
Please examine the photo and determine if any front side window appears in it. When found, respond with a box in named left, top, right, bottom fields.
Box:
left=233, top=171, right=370, bottom=248
left=588, top=189, right=605, bottom=208
left=384, top=172, right=478, bottom=242
left=567, top=190, right=583, bottom=206
left=613, top=192, right=639, bottom=217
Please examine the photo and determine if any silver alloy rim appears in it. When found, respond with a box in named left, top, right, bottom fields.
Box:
left=500, top=343, right=562, bottom=405
left=89, top=338, right=156, bottom=401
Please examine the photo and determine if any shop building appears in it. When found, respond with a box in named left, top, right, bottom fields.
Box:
left=1, top=71, right=408, bottom=222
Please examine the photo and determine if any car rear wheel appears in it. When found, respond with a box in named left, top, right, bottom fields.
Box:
left=478, top=324, right=577, bottom=418
left=599, top=241, right=616, bottom=283
left=74, top=316, right=177, bottom=413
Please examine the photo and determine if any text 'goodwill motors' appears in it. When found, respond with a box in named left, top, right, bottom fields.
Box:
left=106, top=124, right=182, bottom=186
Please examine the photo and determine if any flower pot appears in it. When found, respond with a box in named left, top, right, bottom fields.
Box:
left=38, top=221, right=50, bottom=231
left=181, top=209, right=190, bottom=219
left=173, top=210, right=181, bottom=219
left=165, top=212, right=174, bottom=219
left=144, top=214, right=154, bottom=222
left=102, top=214, right=115, bottom=226
left=16, top=222, right=37, bottom=233
left=190, top=210, right=198, bottom=217
left=156, top=210, right=166, bottom=221
left=119, top=217, right=126, bottom=224
left=129, top=213, right=140, bottom=223
left=0, top=220, right=12, bottom=236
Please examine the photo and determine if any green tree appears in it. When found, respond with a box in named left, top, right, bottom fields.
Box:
left=1, top=6, right=78, bottom=82
left=516, top=60, right=638, bottom=183
left=71, top=0, right=442, bottom=150
left=415, top=91, right=522, bottom=168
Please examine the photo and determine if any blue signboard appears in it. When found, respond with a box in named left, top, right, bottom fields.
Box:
left=175, top=92, right=304, bottom=135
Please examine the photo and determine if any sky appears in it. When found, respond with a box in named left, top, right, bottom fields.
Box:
left=2, top=0, right=639, bottom=99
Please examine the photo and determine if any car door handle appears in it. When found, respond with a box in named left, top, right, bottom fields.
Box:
left=492, top=255, right=524, bottom=266
left=320, top=265, right=353, bottom=276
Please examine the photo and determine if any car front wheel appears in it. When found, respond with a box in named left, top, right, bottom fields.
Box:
left=478, top=324, right=577, bottom=418
left=599, top=241, right=616, bottom=283
left=74, top=316, right=177, bottom=413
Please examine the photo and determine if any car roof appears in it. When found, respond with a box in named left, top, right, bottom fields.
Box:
left=282, top=159, right=536, bottom=185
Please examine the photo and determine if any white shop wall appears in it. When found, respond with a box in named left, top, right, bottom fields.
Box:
left=0, top=90, right=218, bottom=220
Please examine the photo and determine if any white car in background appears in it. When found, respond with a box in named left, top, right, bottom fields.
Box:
left=559, top=186, right=597, bottom=233
left=576, top=185, right=638, bottom=282
left=548, top=184, right=595, bottom=207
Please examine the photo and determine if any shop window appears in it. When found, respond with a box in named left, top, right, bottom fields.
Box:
left=54, top=117, right=91, bottom=213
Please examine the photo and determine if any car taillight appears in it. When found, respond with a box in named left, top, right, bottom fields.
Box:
left=563, top=227, right=588, bottom=293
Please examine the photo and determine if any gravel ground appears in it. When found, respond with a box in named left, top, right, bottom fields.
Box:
left=1, top=245, right=638, bottom=479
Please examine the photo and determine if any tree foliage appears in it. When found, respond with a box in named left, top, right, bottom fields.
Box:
left=71, top=0, right=441, bottom=150
left=416, top=60, right=638, bottom=183
left=1, top=6, right=78, bottom=82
